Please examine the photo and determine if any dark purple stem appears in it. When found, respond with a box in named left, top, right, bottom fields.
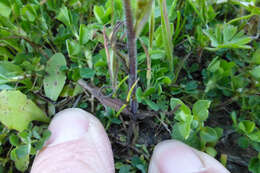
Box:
left=122, top=0, right=138, bottom=119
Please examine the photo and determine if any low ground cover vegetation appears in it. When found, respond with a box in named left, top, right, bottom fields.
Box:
left=0, top=0, right=259, bottom=172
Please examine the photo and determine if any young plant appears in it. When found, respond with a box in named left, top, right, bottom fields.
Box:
left=203, top=23, right=252, bottom=51
left=171, top=98, right=222, bottom=157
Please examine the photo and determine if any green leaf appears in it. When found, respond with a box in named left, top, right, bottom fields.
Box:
left=135, top=0, right=154, bottom=37
left=248, top=131, right=260, bottom=143
left=0, top=46, right=14, bottom=59
left=93, top=5, right=105, bottom=24
left=143, top=87, right=156, bottom=97
left=232, top=75, right=249, bottom=90
left=252, top=48, right=260, bottom=64
left=19, top=130, right=31, bottom=144
left=119, top=165, right=131, bottom=173
left=136, top=164, right=146, bottom=173
left=157, top=76, right=172, bottom=85
left=238, top=120, right=255, bottom=134
left=66, top=40, right=81, bottom=57
left=79, top=24, right=90, bottom=44
left=203, top=24, right=252, bottom=50
left=43, top=53, right=67, bottom=101
left=32, top=127, right=41, bottom=139
left=207, top=57, right=220, bottom=73
left=176, top=115, right=193, bottom=139
left=187, top=0, right=206, bottom=23
left=205, top=146, right=217, bottom=157
left=231, top=111, right=237, bottom=126
left=155, top=26, right=163, bottom=48
left=12, top=154, right=30, bottom=172
left=249, top=157, right=260, bottom=173
left=223, top=24, right=237, bottom=43
left=10, top=145, right=30, bottom=172
left=0, top=1, right=11, bottom=18
left=15, top=145, right=30, bottom=159
left=0, top=90, right=49, bottom=132
left=148, top=0, right=155, bottom=49
left=0, top=61, right=23, bottom=84
left=237, top=136, right=249, bottom=149
left=170, top=98, right=191, bottom=122
left=205, top=79, right=216, bottom=93
left=131, top=156, right=146, bottom=173
left=158, top=0, right=174, bottom=72
left=21, top=4, right=38, bottom=22
left=171, top=124, right=200, bottom=147
left=144, top=99, right=159, bottom=111
left=215, top=127, right=223, bottom=139
left=9, top=134, right=20, bottom=146
left=192, top=100, right=211, bottom=121
left=56, top=6, right=71, bottom=27
left=185, top=81, right=198, bottom=91
left=220, top=60, right=236, bottom=77
left=170, top=98, right=185, bottom=112
left=200, top=127, right=218, bottom=143
left=46, top=0, right=62, bottom=11
left=60, top=85, right=74, bottom=97
left=170, top=98, right=193, bottom=139
left=250, top=66, right=260, bottom=80
left=79, top=68, right=95, bottom=79
left=149, top=49, right=165, bottom=60
left=136, top=87, right=143, bottom=103
left=230, top=0, right=260, bottom=14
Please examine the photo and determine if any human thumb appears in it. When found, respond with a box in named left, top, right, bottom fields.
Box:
left=148, top=140, right=230, bottom=173
left=30, top=108, right=115, bottom=173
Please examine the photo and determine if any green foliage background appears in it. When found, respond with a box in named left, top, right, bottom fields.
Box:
left=0, top=0, right=259, bottom=172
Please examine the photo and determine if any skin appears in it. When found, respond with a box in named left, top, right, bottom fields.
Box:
left=31, top=108, right=230, bottom=173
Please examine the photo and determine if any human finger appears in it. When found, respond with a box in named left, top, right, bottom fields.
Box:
left=30, top=108, right=115, bottom=173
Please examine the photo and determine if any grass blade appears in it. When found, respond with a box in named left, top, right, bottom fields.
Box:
left=158, top=0, right=174, bottom=73
left=149, top=0, right=155, bottom=49
left=135, top=0, right=154, bottom=37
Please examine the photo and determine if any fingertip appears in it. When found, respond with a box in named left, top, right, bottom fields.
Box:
left=45, top=108, right=92, bottom=146
left=193, top=150, right=230, bottom=173
left=31, top=108, right=115, bottom=173
left=148, top=140, right=205, bottom=173
left=148, top=140, right=230, bottom=173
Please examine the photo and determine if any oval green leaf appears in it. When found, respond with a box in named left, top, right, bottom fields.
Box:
left=43, top=53, right=67, bottom=101
left=0, top=90, right=49, bottom=132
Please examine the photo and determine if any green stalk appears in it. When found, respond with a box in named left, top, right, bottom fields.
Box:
left=149, top=0, right=155, bottom=49
left=147, top=1, right=155, bottom=88
left=228, top=14, right=255, bottom=24
left=158, top=0, right=174, bottom=73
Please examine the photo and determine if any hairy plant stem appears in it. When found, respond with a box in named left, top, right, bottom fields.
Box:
left=123, top=0, right=138, bottom=119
